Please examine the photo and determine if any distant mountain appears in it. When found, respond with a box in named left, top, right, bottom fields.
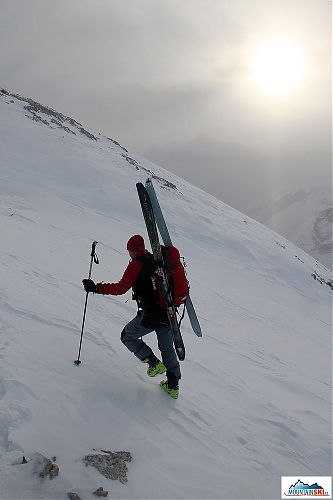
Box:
left=246, top=185, right=332, bottom=269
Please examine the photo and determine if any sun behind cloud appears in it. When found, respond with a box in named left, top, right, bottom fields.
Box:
left=248, top=39, right=307, bottom=97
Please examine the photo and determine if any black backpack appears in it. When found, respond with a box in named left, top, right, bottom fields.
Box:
left=132, top=253, right=159, bottom=309
left=133, top=247, right=189, bottom=309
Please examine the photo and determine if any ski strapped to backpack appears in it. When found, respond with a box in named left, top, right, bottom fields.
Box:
left=145, top=178, right=202, bottom=337
left=136, top=182, right=186, bottom=361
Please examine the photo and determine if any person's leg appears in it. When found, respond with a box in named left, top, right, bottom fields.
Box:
left=121, top=313, right=155, bottom=361
left=155, top=323, right=181, bottom=388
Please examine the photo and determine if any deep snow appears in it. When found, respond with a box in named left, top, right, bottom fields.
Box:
left=0, top=89, right=332, bottom=499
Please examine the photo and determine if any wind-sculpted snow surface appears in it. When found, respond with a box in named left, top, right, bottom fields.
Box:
left=0, top=90, right=331, bottom=499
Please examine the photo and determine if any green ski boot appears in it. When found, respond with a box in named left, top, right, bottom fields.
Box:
left=160, top=380, right=179, bottom=399
left=147, top=361, right=166, bottom=377
left=143, top=356, right=166, bottom=377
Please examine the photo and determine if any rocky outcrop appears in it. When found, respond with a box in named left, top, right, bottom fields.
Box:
left=84, top=450, right=132, bottom=483
left=93, top=487, right=109, bottom=497
left=30, top=453, right=59, bottom=479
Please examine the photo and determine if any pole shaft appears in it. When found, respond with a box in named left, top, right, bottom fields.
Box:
left=75, top=241, right=98, bottom=365
left=76, top=291, right=89, bottom=363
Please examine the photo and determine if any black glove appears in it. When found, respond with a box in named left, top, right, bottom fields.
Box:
left=82, top=279, right=98, bottom=293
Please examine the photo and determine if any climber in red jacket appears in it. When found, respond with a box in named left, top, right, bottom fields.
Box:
left=83, top=235, right=181, bottom=399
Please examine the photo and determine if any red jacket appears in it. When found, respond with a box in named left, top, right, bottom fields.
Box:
left=97, top=250, right=148, bottom=296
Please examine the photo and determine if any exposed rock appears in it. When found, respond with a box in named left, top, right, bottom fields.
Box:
left=121, top=153, right=140, bottom=170
left=106, top=137, right=128, bottom=152
left=152, top=173, right=177, bottom=190
left=311, top=271, right=333, bottom=290
left=119, top=153, right=177, bottom=190
left=93, top=486, right=108, bottom=497
left=84, top=450, right=132, bottom=483
left=276, top=241, right=285, bottom=249
left=34, top=453, right=59, bottom=479
left=68, top=493, right=82, bottom=500
left=1, top=89, right=97, bottom=141
left=78, top=126, right=97, bottom=141
left=1, top=88, right=179, bottom=195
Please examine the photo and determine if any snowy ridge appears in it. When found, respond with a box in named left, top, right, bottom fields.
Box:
left=0, top=89, right=332, bottom=499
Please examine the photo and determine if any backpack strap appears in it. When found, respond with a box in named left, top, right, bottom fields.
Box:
left=177, top=303, right=186, bottom=327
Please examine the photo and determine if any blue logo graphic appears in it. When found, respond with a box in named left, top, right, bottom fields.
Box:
left=285, top=479, right=328, bottom=497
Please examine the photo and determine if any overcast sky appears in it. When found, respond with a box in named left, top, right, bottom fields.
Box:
left=0, top=0, right=331, bottom=211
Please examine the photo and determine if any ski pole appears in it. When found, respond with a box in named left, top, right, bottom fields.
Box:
left=74, top=241, right=99, bottom=365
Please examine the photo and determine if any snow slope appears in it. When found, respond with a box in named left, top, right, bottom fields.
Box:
left=0, top=89, right=332, bottom=499
left=247, top=185, right=332, bottom=270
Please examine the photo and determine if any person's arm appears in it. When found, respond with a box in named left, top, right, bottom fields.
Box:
left=97, top=259, right=142, bottom=295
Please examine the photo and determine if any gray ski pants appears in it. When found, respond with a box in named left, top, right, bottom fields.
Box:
left=121, top=312, right=181, bottom=380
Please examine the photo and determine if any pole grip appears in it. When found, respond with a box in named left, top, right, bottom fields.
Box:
left=91, top=241, right=99, bottom=263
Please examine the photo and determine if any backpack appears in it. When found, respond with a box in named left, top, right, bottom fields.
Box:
left=160, top=245, right=190, bottom=307
left=132, top=253, right=158, bottom=309
left=134, top=246, right=189, bottom=308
